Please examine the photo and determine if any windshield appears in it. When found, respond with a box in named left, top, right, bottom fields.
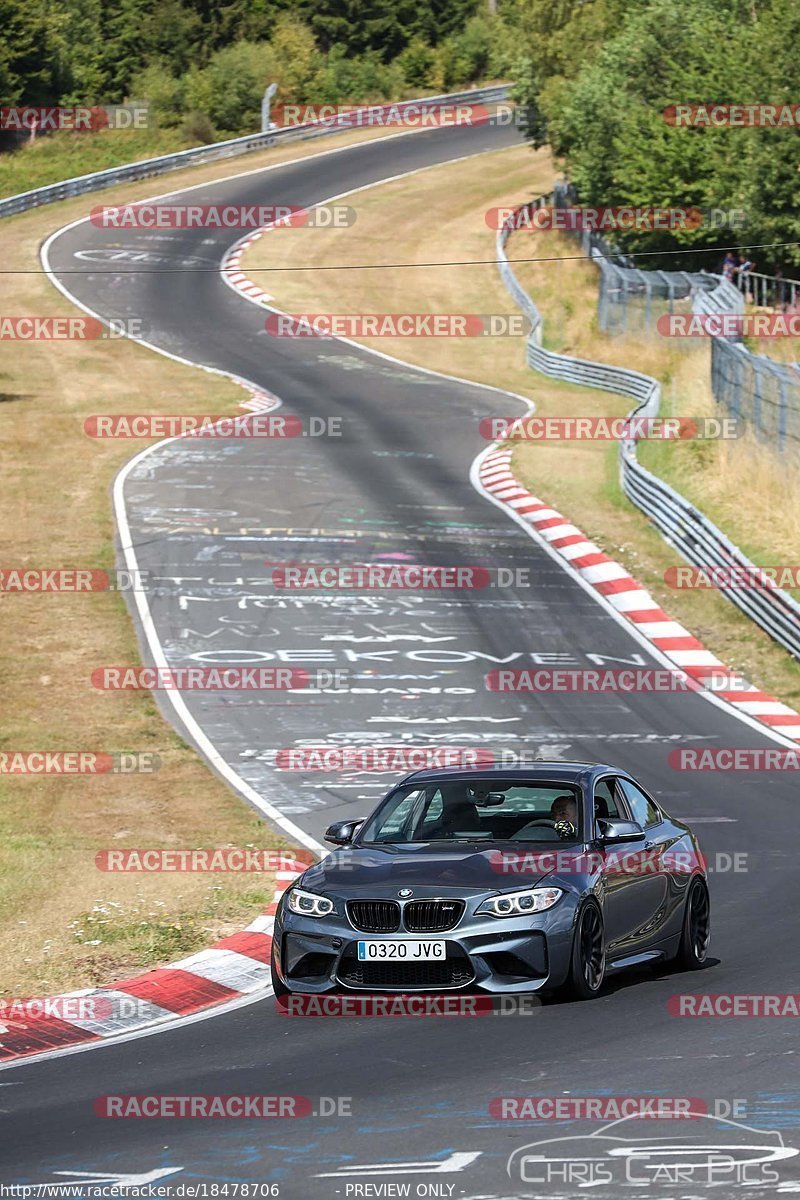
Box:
left=357, top=779, right=583, bottom=845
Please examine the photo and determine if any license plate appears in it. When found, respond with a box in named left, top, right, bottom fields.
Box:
left=357, top=940, right=446, bottom=961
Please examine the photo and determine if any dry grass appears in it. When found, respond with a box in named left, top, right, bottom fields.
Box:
left=0, top=125, right=410, bottom=996
left=0, top=249, right=283, bottom=995
left=243, top=141, right=800, bottom=709
left=241, top=143, right=556, bottom=388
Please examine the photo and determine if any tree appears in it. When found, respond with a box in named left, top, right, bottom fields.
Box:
left=99, top=0, right=154, bottom=99
left=0, top=0, right=66, bottom=103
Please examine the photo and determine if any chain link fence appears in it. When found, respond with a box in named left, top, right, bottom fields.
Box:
left=708, top=336, right=800, bottom=448
left=551, top=182, right=800, bottom=451
left=691, top=279, right=800, bottom=448
left=551, top=183, right=720, bottom=336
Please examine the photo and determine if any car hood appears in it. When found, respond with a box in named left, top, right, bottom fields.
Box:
left=299, top=842, right=560, bottom=894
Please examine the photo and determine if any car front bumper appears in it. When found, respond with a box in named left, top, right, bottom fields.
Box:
left=273, top=901, right=576, bottom=994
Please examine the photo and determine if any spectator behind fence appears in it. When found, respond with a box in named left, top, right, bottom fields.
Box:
left=736, top=252, right=756, bottom=301
left=722, top=250, right=738, bottom=286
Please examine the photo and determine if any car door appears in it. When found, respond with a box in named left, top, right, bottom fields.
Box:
left=615, top=776, right=675, bottom=948
left=594, top=775, right=666, bottom=957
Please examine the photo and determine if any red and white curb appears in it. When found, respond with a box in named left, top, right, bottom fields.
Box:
left=223, top=232, right=274, bottom=306
left=0, top=864, right=305, bottom=1064
left=479, top=447, right=800, bottom=741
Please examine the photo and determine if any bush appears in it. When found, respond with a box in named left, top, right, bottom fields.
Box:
left=185, top=41, right=277, bottom=136
left=308, top=45, right=402, bottom=105
left=396, top=37, right=442, bottom=90
left=128, top=61, right=185, bottom=129
left=180, top=109, right=216, bottom=145
left=439, top=15, right=493, bottom=88
left=269, top=16, right=322, bottom=101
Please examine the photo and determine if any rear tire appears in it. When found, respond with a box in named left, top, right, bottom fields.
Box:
left=675, top=877, right=710, bottom=970
left=562, top=901, right=605, bottom=1000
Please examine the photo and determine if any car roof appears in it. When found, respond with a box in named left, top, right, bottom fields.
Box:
left=398, top=761, right=620, bottom=786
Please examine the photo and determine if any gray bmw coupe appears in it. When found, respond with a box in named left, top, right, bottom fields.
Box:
left=271, top=762, right=711, bottom=1000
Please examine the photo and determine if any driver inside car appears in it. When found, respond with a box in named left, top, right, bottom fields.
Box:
left=512, top=793, right=579, bottom=841
left=550, top=794, right=578, bottom=830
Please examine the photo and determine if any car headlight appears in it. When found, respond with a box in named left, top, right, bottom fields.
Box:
left=286, top=887, right=335, bottom=918
left=477, top=887, right=563, bottom=918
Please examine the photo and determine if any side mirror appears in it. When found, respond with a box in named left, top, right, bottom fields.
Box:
left=324, top=819, right=364, bottom=846
left=596, top=818, right=645, bottom=844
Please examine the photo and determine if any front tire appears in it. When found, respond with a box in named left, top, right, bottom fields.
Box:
left=563, top=901, right=606, bottom=1000
left=675, top=877, right=710, bottom=970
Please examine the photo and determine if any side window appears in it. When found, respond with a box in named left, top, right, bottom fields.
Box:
left=593, top=778, right=622, bottom=821
left=378, top=789, right=425, bottom=838
left=419, top=789, right=444, bottom=831
left=618, top=779, right=661, bottom=828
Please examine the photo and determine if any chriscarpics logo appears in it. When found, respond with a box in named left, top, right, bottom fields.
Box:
left=506, top=1113, right=799, bottom=1192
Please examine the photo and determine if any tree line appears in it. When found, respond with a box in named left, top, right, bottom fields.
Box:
left=513, top=0, right=800, bottom=271
left=1, top=0, right=520, bottom=143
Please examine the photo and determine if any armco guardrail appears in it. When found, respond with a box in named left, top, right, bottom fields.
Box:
left=497, top=196, right=800, bottom=662
left=0, top=86, right=510, bottom=220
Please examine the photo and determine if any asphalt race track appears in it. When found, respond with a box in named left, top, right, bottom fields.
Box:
left=4, top=120, right=800, bottom=1197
